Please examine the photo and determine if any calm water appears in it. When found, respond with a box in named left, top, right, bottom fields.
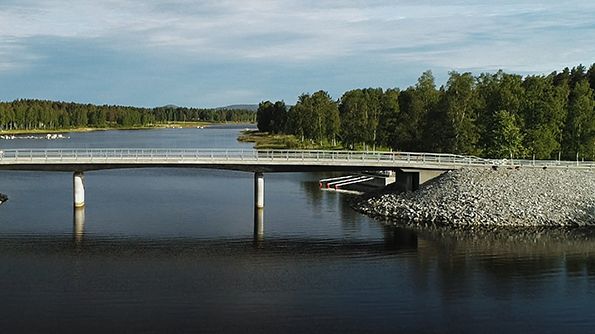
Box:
left=1, top=125, right=594, bottom=333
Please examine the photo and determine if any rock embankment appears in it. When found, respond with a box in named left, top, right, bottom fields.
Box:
left=353, top=167, right=595, bottom=227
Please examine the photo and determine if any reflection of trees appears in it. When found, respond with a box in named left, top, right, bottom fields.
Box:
left=293, top=172, right=595, bottom=299
left=299, top=172, right=364, bottom=234
left=299, top=173, right=324, bottom=211
left=403, top=225, right=595, bottom=300
left=381, top=225, right=418, bottom=251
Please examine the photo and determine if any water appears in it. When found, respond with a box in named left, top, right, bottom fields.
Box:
left=1, top=125, right=594, bottom=333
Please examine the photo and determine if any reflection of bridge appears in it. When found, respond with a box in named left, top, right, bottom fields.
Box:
left=1, top=148, right=593, bottom=238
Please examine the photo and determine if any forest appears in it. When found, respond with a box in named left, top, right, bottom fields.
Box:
left=257, top=63, right=595, bottom=160
left=0, top=100, right=256, bottom=130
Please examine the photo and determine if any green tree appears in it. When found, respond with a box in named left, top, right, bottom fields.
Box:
left=475, top=71, right=524, bottom=156
left=587, top=63, right=595, bottom=92
left=563, top=79, right=595, bottom=159
left=256, top=101, right=274, bottom=132
left=377, top=88, right=400, bottom=148
left=488, top=110, right=525, bottom=158
left=339, top=90, right=369, bottom=148
left=441, top=71, right=479, bottom=154
left=271, top=101, right=288, bottom=133
left=521, top=75, right=567, bottom=159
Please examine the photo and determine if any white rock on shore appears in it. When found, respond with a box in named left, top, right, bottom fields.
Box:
left=353, top=167, right=595, bottom=227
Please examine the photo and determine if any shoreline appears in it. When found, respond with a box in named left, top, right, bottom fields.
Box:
left=0, top=121, right=255, bottom=136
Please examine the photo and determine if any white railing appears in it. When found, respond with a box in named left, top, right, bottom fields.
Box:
left=0, top=148, right=593, bottom=169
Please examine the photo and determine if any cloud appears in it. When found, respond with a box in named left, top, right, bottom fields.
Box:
left=0, top=38, right=41, bottom=72
left=0, top=0, right=594, bottom=105
left=1, top=0, right=594, bottom=69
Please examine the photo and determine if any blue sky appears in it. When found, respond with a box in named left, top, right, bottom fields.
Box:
left=1, top=0, right=594, bottom=108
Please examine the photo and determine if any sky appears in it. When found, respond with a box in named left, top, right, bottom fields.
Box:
left=0, top=0, right=594, bottom=108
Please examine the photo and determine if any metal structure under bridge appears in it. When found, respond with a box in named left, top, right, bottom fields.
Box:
left=0, top=148, right=593, bottom=239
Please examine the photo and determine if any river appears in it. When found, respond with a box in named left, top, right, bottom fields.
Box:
left=0, top=125, right=594, bottom=333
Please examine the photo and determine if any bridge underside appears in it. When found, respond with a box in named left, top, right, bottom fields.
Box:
left=0, top=163, right=455, bottom=173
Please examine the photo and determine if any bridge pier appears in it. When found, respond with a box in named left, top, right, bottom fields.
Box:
left=73, top=171, right=85, bottom=208
left=254, top=172, right=264, bottom=239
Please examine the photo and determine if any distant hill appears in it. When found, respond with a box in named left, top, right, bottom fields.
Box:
left=219, top=104, right=258, bottom=111
left=157, top=104, right=258, bottom=111
left=160, top=104, right=180, bottom=109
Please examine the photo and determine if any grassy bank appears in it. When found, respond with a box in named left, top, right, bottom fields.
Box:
left=238, top=130, right=344, bottom=150
left=238, top=130, right=395, bottom=151
left=0, top=121, right=220, bottom=135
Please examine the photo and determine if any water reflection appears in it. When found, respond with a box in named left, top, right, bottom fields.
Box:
left=0, top=234, right=417, bottom=258
left=254, top=208, right=264, bottom=244
left=73, top=207, right=85, bottom=245
left=391, top=223, right=595, bottom=294
left=299, top=174, right=324, bottom=211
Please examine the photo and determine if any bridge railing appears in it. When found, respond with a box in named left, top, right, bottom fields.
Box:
left=0, top=148, right=487, bottom=164
left=0, top=148, right=593, bottom=169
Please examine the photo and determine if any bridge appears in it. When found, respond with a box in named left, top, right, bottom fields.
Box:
left=1, top=148, right=592, bottom=239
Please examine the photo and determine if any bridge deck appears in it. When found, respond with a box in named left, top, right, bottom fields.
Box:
left=0, top=149, right=592, bottom=172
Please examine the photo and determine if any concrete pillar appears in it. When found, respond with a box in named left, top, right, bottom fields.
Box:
left=254, top=172, right=264, bottom=240
left=73, top=171, right=85, bottom=208
left=254, top=172, right=264, bottom=209
left=73, top=207, right=85, bottom=244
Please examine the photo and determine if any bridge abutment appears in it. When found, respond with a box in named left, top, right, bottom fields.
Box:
left=254, top=172, right=264, bottom=239
left=73, top=171, right=85, bottom=208
left=395, top=169, right=420, bottom=192
left=394, top=169, right=446, bottom=192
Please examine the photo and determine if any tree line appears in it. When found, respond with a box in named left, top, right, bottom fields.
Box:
left=257, top=63, right=595, bottom=160
left=0, top=100, right=256, bottom=130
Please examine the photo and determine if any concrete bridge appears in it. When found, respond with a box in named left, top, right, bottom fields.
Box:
left=1, top=148, right=592, bottom=239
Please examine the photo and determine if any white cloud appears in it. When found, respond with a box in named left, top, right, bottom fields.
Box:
left=0, top=0, right=594, bottom=73
left=0, top=38, right=41, bottom=72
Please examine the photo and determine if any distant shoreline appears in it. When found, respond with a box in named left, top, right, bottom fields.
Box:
left=0, top=121, right=255, bottom=136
